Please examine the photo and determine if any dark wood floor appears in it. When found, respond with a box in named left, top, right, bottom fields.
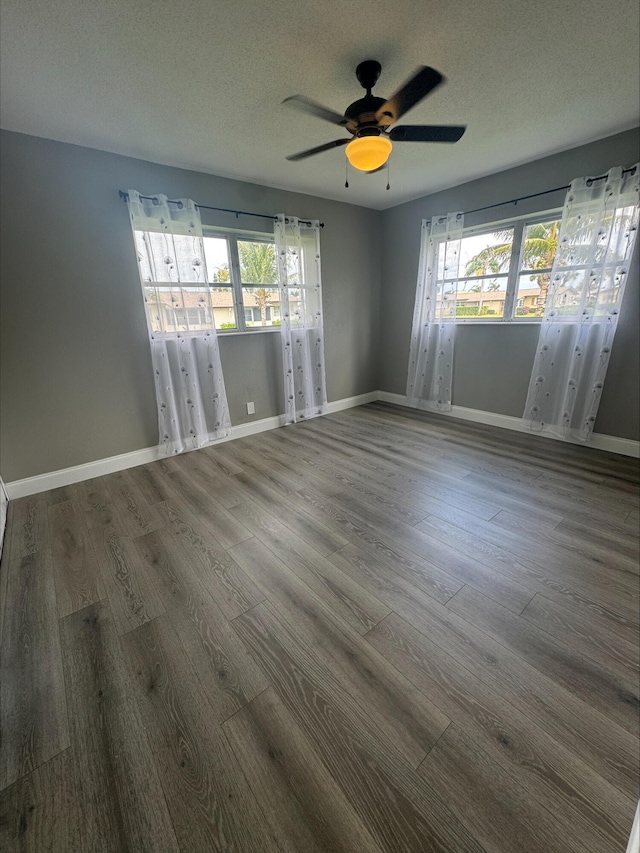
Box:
left=1, top=402, right=638, bottom=852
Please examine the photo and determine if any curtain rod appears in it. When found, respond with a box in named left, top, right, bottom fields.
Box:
left=118, top=190, right=324, bottom=228
left=431, top=166, right=637, bottom=222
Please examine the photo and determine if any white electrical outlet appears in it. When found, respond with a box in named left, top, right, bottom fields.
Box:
left=246, top=401, right=255, bottom=415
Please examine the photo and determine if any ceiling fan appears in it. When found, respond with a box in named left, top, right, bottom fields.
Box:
left=283, top=60, right=466, bottom=174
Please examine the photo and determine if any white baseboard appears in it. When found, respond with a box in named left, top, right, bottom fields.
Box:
left=5, top=416, right=287, bottom=500
left=4, top=394, right=377, bottom=500
left=5, top=445, right=166, bottom=500
left=5, top=389, right=638, bottom=500
left=377, top=391, right=640, bottom=458
left=0, top=477, right=8, bottom=559
left=219, top=414, right=286, bottom=442
left=326, top=391, right=379, bottom=413
left=627, top=803, right=639, bottom=853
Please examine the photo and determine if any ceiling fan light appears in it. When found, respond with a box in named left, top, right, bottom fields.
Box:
left=345, top=135, right=392, bottom=171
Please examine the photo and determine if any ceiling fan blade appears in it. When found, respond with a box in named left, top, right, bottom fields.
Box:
left=286, top=139, right=350, bottom=161
left=389, top=124, right=466, bottom=143
left=282, top=95, right=347, bottom=126
left=376, top=66, right=444, bottom=125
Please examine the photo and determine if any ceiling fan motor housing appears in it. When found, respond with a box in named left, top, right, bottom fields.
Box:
left=345, top=95, right=387, bottom=135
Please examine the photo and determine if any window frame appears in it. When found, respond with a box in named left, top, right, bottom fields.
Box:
left=203, top=226, right=280, bottom=335
left=434, top=207, right=562, bottom=324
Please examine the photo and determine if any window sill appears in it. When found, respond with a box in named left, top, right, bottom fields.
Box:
left=452, top=319, right=543, bottom=325
left=217, top=327, right=281, bottom=336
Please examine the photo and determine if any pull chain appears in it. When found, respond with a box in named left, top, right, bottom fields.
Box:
left=386, top=159, right=391, bottom=191
left=345, top=158, right=349, bottom=189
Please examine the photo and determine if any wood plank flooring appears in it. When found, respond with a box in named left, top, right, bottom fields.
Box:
left=1, top=402, right=638, bottom=852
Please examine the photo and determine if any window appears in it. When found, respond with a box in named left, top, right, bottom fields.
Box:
left=433, top=211, right=562, bottom=321
left=203, top=235, right=236, bottom=330
left=135, top=229, right=219, bottom=334
left=515, top=218, right=560, bottom=318
left=135, top=225, right=297, bottom=334
left=204, top=231, right=281, bottom=332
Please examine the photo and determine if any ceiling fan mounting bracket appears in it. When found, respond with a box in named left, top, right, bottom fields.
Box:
left=355, top=60, right=382, bottom=93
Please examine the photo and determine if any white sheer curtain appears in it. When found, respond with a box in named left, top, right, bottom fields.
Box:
left=523, top=166, right=639, bottom=441
left=406, top=213, right=464, bottom=411
left=127, top=191, right=231, bottom=454
left=274, top=215, right=327, bottom=424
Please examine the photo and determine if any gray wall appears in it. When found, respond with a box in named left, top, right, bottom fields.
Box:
left=380, top=128, right=640, bottom=439
left=0, top=131, right=382, bottom=481
left=2, top=128, right=638, bottom=483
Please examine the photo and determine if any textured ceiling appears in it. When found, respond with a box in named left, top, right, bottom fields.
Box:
left=1, top=0, right=638, bottom=210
